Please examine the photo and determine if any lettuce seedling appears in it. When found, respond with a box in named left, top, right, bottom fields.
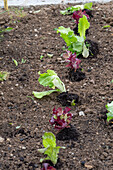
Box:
left=33, top=70, right=66, bottom=98
left=72, top=9, right=89, bottom=25
left=0, top=27, right=13, bottom=33
left=105, top=101, right=113, bottom=122
left=60, top=2, right=93, bottom=15
left=0, top=71, right=9, bottom=81
left=57, top=15, right=90, bottom=58
left=12, top=58, right=18, bottom=66
left=38, top=132, right=65, bottom=165
left=63, top=51, right=81, bottom=71
left=49, top=107, right=73, bottom=130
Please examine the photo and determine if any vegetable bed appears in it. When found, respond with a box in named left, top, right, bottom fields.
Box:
left=0, top=2, right=113, bottom=169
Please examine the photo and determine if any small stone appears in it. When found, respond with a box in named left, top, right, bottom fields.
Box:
left=57, top=58, right=62, bottom=61
left=7, top=138, right=10, bottom=142
left=34, top=29, right=38, bottom=32
left=0, top=92, right=3, bottom=95
left=34, top=164, right=38, bottom=168
left=15, top=84, right=19, bottom=87
left=103, top=152, right=108, bottom=157
left=34, top=100, right=37, bottom=104
left=19, top=157, right=24, bottom=161
left=81, top=161, right=85, bottom=166
left=21, top=146, right=26, bottom=150
left=0, top=137, right=4, bottom=143
left=85, top=163, right=93, bottom=169
left=79, top=111, right=85, bottom=116
left=29, top=11, right=33, bottom=14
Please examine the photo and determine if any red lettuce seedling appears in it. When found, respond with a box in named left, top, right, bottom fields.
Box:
left=49, top=107, right=73, bottom=130
left=72, top=9, right=89, bottom=24
left=41, top=163, right=56, bottom=170
left=63, top=51, right=81, bottom=71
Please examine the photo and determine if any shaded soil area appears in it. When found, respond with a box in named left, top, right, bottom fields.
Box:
left=0, top=2, right=113, bottom=169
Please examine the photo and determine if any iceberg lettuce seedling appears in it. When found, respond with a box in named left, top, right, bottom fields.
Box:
left=38, top=132, right=65, bottom=165
left=33, top=70, right=66, bottom=99
left=105, top=101, right=113, bottom=122
left=57, top=15, right=90, bottom=58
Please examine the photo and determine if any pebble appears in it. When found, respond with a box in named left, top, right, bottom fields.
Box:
left=0, top=92, right=3, bottom=95
left=85, top=163, right=93, bottom=169
left=79, top=111, right=85, bottom=116
left=0, top=137, right=4, bottom=143
left=29, top=11, right=33, bottom=14
left=103, top=152, right=108, bottom=157
left=20, top=157, right=24, bottom=161
left=21, top=146, right=26, bottom=150
left=15, top=84, right=19, bottom=87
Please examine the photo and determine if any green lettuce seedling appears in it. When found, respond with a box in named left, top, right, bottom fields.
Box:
left=33, top=70, right=66, bottom=98
left=103, top=25, right=111, bottom=29
left=105, top=101, right=113, bottom=122
left=0, top=27, right=13, bottom=33
left=12, top=58, right=18, bottom=66
left=0, top=71, right=9, bottom=81
left=60, top=2, right=93, bottom=15
left=57, top=15, right=90, bottom=58
left=38, top=132, right=65, bottom=165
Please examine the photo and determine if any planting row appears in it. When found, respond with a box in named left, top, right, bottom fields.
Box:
left=0, top=3, right=113, bottom=170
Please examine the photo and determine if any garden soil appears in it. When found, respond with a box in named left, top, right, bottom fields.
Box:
left=0, top=2, right=113, bottom=169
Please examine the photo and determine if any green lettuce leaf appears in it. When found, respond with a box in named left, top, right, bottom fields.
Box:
left=33, top=70, right=66, bottom=99
left=57, top=26, right=77, bottom=47
left=78, top=15, right=90, bottom=38
left=57, top=26, right=84, bottom=54
left=32, top=89, right=59, bottom=99
left=0, top=71, right=9, bottom=81
left=38, top=70, right=57, bottom=89
left=60, top=3, right=93, bottom=15
left=84, top=2, right=93, bottom=10
left=42, top=132, right=56, bottom=148
left=38, top=70, right=66, bottom=92
left=106, top=101, right=113, bottom=122
left=82, top=43, right=89, bottom=58
left=38, top=132, right=65, bottom=165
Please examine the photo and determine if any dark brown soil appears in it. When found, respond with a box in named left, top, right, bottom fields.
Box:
left=0, top=2, right=113, bottom=169
left=57, top=91, right=79, bottom=106
left=68, top=68, right=86, bottom=82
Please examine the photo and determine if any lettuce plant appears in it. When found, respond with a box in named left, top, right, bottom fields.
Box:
left=0, top=27, right=13, bottom=39
left=33, top=70, right=66, bottom=98
left=63, top=51, right=81, bottom=71
left=49, top=107, right=73, bottom=130
left=60, top=2, right=93, bottom=15
left=72, top=9, right=89, bottom=25
left=57, top=15, right=90, bottom=58
left=0, top=71, right=9, bottom=81
left=38, top=132, right=65, bottom=165
left=0, top=27, right=13, bottom=34
left=105, top=101, right=113, bottom=122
